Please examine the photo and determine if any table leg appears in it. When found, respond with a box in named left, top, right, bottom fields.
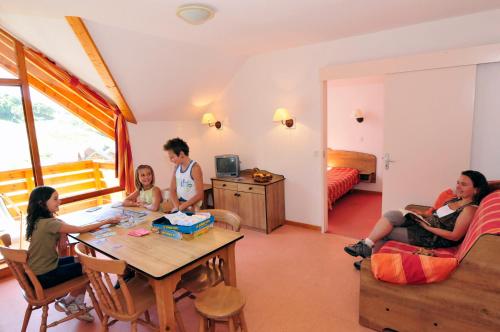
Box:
left=222, top=243, right=237, bottom=286
left=149, top=274, right=179, bottom=331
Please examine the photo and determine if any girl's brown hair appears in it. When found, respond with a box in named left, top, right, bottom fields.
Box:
left=135, top=165, right=155, bottom=190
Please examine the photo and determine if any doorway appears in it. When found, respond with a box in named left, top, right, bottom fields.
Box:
left=324, top=76, right=384, bottom=238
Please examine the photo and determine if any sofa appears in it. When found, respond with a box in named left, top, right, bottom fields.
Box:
left=359, top=188, right=500, bottom=332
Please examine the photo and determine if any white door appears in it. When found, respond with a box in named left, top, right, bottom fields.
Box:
left=382, top=65, right=476, bottom=211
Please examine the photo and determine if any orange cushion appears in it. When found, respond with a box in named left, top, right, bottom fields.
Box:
left=371, top=241, right=459, bottom=285
left=371, top=252, right=458, bottom=284
left=424, top=188, right=456, bottom=215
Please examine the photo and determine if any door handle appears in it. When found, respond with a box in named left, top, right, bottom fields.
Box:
left=383, top=153, right=396, bottom=170
left=234, top=193, right=240, bottom=197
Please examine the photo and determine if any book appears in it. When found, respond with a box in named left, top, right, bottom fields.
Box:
left=399, top=209, right=431, bottom=226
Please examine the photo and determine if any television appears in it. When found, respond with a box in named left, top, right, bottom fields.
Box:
left=215, top=155, right=240, bottom=177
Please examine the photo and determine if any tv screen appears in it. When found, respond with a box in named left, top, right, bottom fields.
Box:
left=215, top=155, right=239, bottom=177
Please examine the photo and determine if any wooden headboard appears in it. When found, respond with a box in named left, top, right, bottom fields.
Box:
left=327, top=149, right=377, bottom=182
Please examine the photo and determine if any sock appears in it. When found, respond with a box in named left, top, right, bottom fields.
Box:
left=74, top=294, right=85, bottom=305
left=363, top=238, right=375, bottom=248
left=64, top=294, right=75, bottom=304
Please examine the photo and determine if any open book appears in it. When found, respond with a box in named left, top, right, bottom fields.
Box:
left=399, top=209, right=431, bottom=226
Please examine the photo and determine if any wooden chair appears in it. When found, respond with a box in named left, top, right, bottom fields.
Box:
left=75, top=242, right=185, bottom=332
left=195, top=284, right=248, bottom=332
left=176, top=209, right=242, bottom=297
left=0, top=245, right=101, bottom=332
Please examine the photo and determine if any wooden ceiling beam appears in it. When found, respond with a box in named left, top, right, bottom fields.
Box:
left=66, top=16, right=137, bottom=124
left=0, top=42, right=114, bottom=137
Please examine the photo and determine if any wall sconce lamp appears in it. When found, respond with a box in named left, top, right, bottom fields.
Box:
left=353, top=109, right=364, bottom=123
left=201, top=112, right=222, bottom=129
left=273, top=108, right=294, bottom=128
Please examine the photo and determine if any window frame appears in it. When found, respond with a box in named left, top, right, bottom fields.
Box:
left=0, top=30, right=123, bottom=205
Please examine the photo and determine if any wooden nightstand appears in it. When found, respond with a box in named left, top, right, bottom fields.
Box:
left=359, top=172, right=375, bottom=183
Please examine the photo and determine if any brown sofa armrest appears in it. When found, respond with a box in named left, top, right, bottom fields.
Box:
left=404, top=204, right=432, bottom=213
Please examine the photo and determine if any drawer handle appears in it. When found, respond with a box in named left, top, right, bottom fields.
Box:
left=222, top=184, right=226, bottom=187
left=234, top=193, right=240, bottom=197
left=249, top=187, right=253, bottom=190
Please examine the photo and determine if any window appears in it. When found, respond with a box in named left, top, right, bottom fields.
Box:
left=0, top=27, right=124, bottom=254
left=0, top=86, right=31, bottom=252
left=31, top=88, right=118, bottom=199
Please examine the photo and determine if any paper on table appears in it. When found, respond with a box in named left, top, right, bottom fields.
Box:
left=95, top=231, right=116, bottom=239
left=128, top=228, right=150, bottom=237
left=164, top=211, right=211, bottom=226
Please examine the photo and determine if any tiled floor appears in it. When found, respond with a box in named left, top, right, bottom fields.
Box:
left=0, top=225, right=372, bottom=332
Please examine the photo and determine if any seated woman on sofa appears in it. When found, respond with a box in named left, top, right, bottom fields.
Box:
left=344, top=170, right=490, bottom=266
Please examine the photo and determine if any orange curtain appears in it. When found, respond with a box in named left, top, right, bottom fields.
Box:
left=114, top=111, right=135, bottom=194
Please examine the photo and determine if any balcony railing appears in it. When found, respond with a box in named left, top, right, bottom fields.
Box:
left=0, top=160, right=118, bottom=217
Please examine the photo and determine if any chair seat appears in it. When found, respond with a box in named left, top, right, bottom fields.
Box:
left=195, top=284, right=245, bottom=320
left=178, top=264, right=223, bottom=293
left=24, top=275, right=90, bottom=306
left=113, top=277, right=156, bottom=321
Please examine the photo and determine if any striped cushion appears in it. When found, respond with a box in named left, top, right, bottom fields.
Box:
left=371, top=241, right=458, bottom=284
left=372, top=190, right=500, bottom=284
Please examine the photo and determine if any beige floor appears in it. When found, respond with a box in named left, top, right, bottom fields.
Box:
left=0, top=225, right=373, bottom=332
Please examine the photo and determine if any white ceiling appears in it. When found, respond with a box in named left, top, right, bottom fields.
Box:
left=1, top=0, right=500, bottom=121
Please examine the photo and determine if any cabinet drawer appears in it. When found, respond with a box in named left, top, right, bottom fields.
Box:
left=213, top=180, right=238, bottom=191
left=237, top=183, right=265, bottom=195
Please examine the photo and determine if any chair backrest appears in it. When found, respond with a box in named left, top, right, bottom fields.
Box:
left=456, top=190, right=500, bottom=261
left=200, top=209, right=241, bottom=232
left=0, top=246, right=46, bottom=301
left=75, top=242, right=136, bottom=318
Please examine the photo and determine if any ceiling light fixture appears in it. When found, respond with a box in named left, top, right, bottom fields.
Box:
left=176, top=4, right=215, bottom=25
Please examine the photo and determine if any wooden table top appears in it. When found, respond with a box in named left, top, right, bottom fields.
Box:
left=59, top=206, right=243, bottom=279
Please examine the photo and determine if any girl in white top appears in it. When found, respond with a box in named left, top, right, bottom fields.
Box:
left=164, top=138, right=204, bottom=212
left=123, top=165, right=162, bottom=211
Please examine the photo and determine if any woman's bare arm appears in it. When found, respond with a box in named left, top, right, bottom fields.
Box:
left=417, top=206, right=477, bottom=241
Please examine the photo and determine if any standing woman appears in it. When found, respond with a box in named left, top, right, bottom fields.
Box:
left=26, top=186, right=121, bottom=321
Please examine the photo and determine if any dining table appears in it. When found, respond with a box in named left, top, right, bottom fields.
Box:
left=59, top=205, right=244, bottom=331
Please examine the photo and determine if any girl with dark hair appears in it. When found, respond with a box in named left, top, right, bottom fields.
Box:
left=344, top=170, right=490, bottom=269
left=122, top=164, right=162, bottom=211
left=26, top=186, right=122, bottom=321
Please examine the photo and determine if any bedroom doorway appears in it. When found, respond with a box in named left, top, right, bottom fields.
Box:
left=324, top=76, right=384, bottom=239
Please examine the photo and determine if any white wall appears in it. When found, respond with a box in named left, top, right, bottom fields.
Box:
left=130, top=9, right=500, bottom=227
left=128, top=120, right=257, bottom=188
left=471, top=62, right=500, bottom=180
left=327, top=77, right=384, bottom=191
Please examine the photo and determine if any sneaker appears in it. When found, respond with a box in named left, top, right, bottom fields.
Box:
left=344, top=240, right=372, bottom=258
left=66, top=302, right=94, bottom=322
left=354, top=259, right=363, bottom=271
left=54, top=297, right=72, bottom=312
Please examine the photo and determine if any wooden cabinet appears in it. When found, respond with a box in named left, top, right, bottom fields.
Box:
left=212, top=172, right=285, bottom=233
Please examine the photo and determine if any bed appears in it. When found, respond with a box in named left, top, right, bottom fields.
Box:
left=327, top=149, right=377, bottom=209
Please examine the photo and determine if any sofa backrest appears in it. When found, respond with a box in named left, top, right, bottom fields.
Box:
left=456, top=190, right=500, bottom=261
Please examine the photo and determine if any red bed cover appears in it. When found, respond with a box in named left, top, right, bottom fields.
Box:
left=327, top=167, right=359, bottom=208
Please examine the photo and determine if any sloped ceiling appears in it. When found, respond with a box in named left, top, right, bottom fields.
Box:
left=1, top=0, right=500, bottom=121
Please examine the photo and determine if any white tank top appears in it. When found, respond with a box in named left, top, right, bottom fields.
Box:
left=435, top=204, right=455, bottom=218
left=176, top=160, right=197, bottom=201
